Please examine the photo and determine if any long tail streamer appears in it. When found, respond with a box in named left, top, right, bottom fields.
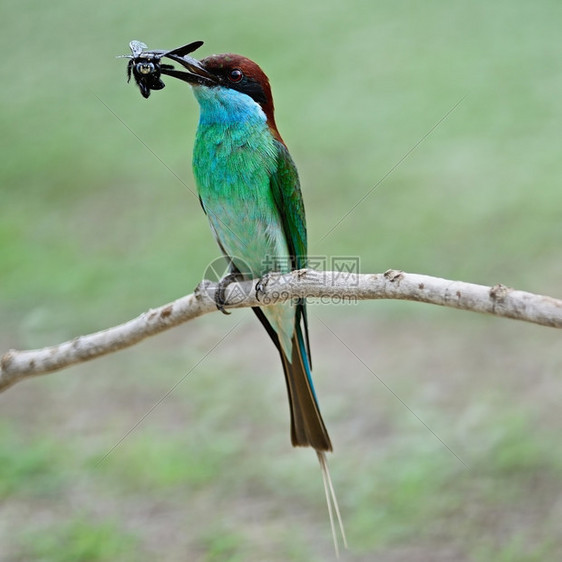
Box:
left=317, top=451, right=347, bottom=557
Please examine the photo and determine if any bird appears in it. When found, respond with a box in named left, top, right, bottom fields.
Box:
left=155, top=47, right=347, bottom=553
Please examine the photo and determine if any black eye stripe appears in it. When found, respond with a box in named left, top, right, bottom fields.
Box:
left=217, top=67, right=267, bottom=106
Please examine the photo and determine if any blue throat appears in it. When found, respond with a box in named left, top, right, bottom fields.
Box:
left=193, top=85, right=267, bottom=128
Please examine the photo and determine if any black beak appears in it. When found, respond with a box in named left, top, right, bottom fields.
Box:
left=160, top=50, right=218, bottom=87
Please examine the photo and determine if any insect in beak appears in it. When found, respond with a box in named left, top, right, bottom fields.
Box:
left=118, top=40, right=206, bottom=98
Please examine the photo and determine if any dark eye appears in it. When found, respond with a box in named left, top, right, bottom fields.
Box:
left=228, top=69, right=243, bottom=83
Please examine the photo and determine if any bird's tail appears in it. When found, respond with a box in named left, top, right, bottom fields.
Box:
left=252, top=307, right=347, bottom=553
left=283, top=326, right=347, bottom=555
left=281, top=324, right=332, bottom=451
left=252, top=306, right=330, bottom=449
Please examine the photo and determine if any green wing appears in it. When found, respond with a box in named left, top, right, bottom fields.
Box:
left=269, top=140, right=307, bottom=268
left=268, top=140, right=312, bottom=361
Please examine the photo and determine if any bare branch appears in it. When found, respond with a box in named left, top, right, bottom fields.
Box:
left=2, top=269, right=561, bottom=392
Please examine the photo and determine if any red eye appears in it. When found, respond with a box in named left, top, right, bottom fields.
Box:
left=228, top=69, right=243, bottom=83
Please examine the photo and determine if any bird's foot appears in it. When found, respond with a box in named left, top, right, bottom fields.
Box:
left=215, top=272, right=244, bottom=315
left=256, top=273, right=269, bottom=300
left=255, top=272, right=276, bottom=303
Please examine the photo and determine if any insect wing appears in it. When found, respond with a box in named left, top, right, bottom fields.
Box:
left=164, top=40, right=204, bottom=58
left=129, top=40, right=148, bottom=58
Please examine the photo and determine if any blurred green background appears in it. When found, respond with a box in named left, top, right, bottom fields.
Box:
left=1, top=0, right=562, bottom=560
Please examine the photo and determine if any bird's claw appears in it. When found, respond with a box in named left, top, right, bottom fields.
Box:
left=215, top=272, right=243, bottom=315
left=255, top=272, right=274, bottom=303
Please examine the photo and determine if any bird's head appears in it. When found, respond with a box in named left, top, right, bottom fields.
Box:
left=161, top=51, right=281, bottom=140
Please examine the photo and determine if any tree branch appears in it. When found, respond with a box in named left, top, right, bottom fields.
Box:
left=2, top=269, right=561, bottom=392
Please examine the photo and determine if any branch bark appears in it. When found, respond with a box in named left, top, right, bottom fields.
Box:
left=2, top=269, right=561, bottom=392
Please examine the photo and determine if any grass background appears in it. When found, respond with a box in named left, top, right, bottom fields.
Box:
left=1, top=0, right=562, bottom=560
